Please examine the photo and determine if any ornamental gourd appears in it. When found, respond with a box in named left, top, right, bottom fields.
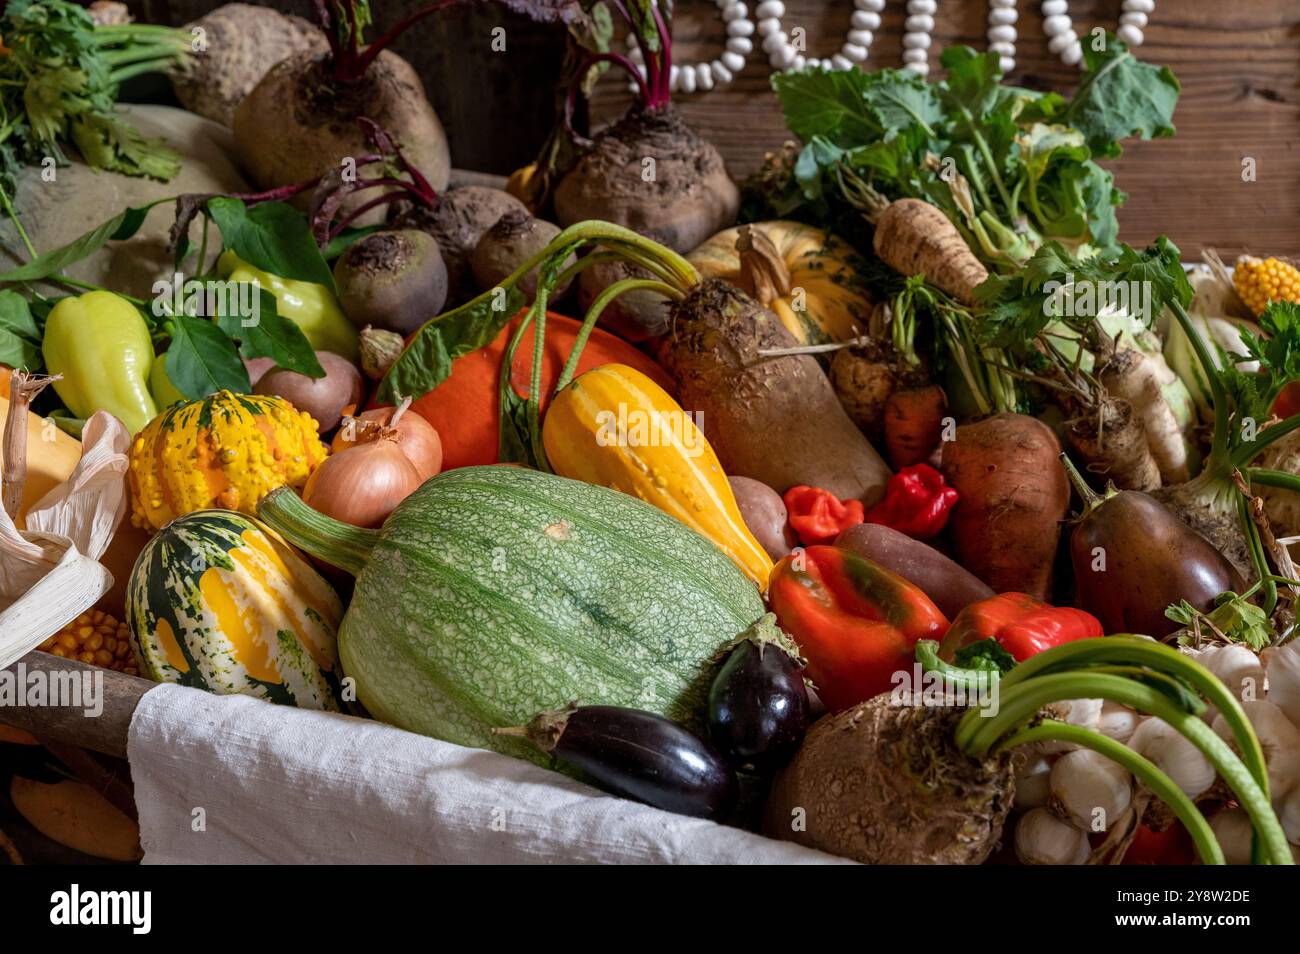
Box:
left=688, top=221, right=874, bottom=345
left=126, top=510, right=343, bottom=710
left=256, top=467, right=767, bottom=761
left=128, top=390, right=327, bottom=532
left=542, top=363, right=773, bottom=586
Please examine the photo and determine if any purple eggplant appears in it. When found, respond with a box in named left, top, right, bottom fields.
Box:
left=707, top=620, right=810, bottom=772
left=497, top=704, right=737, bottom=819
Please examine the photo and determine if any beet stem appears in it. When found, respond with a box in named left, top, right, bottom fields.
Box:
left=352, top=0, right=462, bottom=79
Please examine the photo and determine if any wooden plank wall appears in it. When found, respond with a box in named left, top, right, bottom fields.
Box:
left=137, top=0, right=1300, bottom=257
left=588, top=0, right=1300, bottom=258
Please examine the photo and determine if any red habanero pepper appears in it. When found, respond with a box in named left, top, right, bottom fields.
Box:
left=767, top=545, right=949, bottom=711
left=865, top=464, right=958, bottom=539
left=938, top=592, right=1103, bottom=663
left=783, top=485, right=865, bottom=546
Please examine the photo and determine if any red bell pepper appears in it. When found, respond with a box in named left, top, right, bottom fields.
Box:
left=767, top=545, right=949, bottom=711
left=938, top=592, right=1103, bottom=663
left=783, top=485, right=864, bottom=546
left=865, top=464, right=958, bottom=539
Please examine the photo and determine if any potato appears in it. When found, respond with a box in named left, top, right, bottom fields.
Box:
left=835, top=523, right=993, bottom=620
left=254, top=352, right=363, bottom=433
left=728, top=476, right=795, bottom=561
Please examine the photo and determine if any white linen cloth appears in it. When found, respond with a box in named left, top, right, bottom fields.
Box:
left=128, top=683, right=846, bottom=864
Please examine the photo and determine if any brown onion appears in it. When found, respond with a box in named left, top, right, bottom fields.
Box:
left=304, top=429, right=421, bottom=528
left=332, top=397, right=442, bottom=481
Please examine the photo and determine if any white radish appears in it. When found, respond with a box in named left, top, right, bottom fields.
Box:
left=1015, top=807, right=1090, bottom=865
left=1050, top=749, right=1132, bottom=832
left=1129, top=717, right=1216, bottom=798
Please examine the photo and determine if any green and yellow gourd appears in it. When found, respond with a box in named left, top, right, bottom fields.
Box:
left=256, top=466, right=766, bottom=761
left=126, top=510, right=343, bottom=710
left=129, top=390, right=327, bottom=533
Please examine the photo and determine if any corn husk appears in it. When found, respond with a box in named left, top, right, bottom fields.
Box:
left=0, top=374, right=130, bottom=669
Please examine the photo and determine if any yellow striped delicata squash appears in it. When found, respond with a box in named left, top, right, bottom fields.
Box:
left=125, top=510, right=344, bottom=709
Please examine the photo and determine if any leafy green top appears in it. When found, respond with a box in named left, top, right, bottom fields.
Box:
left=764, top=36, right=1178, bottom=271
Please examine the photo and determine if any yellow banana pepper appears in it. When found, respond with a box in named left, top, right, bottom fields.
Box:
left=41, top=290, right=158, bottom=435
left=217, top=250, right=358, bottom=360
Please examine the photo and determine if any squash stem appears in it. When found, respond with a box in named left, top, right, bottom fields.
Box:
left=555, top=277, right=683, bottom=393
left=256, top=487, right=379, bottom=577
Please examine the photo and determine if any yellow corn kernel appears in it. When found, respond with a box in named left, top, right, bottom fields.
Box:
left=37, top=612, right=141, bottom=675
left=1234, top=256, right=1300, bottom=317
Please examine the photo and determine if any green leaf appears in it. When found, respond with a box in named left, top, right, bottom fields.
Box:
left=0, top=201, right=156, bottom=282
left=0, top=289, right=41, bottom=369
left=165, top=314, right=250, bottom=400
left=215, top=287, right=325, bottom=378
left=772, top=67, right=883, bottom=147
left=377, top=288, right=527, bottom=404
left=208, top=198, right=335, bottom=292
left=0, top=325, right=39, bottom=370
left=1064, top=35, right=1180, bottom=159
left=321, top=224, right=384, bottom=261
left=0, top=289, right=40, bottom=340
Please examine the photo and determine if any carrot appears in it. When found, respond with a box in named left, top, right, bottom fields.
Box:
left=884, top=384, right=947, bottom=469
left=939, top=413, right=1069, bottom=600
left=872, top=198, right=989, bottom=306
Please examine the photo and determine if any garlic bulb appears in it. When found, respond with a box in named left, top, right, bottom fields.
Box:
left=1015, top=807, right=1090, bottom=865
left=1030, top=698, right=1103, bottom=755
left=1191, top=644, right=1264, bottom=721
left=1051, top=748, right=1132, bottom=832
left=1098, top=701, right=1140, bottom=743
left=1213, top=700, right=1300, bottom=802
left=1210, top=808, right=1254, bottom=865
left=1265, top=640, right=1300, bottom=729
left=1129, top=717, right=1216, bottom=798
left=1015, top=755, right=1054, bottom=810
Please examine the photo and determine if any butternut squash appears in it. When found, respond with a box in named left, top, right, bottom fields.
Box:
left=543, top=363, right=773, bottom=587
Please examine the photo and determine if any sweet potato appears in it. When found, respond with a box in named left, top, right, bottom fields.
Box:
left=835, top=523, right=993, bottom=619
left=939, top=413, right=1069, bottom=599
left=728, top=476, right=796, bottom=561
left=657, top=279, right=892, bottom=505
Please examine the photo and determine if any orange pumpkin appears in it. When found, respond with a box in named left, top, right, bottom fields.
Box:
left=404, top=310, right=675, bottom=471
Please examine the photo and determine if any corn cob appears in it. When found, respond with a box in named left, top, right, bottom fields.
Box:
left=1232, top=256, right=1300, bottom=317
left=37, top=610, right=140, bottom=676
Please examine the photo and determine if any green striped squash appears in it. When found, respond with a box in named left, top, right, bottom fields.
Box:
left=126, top=510, right=344, bottom=710
left=257, top=466, right=766, bottom=760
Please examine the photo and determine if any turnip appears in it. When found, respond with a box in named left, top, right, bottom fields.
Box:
left=333, top=230, right=448, bottom=335
left=232, top=1, right=452, bottom=224
left=550, top=1, right=739, bottom=253
left=471, top=211, right=571, bottom=299
left=393, top=185, right=529, bottom=306
left=761, top=637, right=1292, bottom=864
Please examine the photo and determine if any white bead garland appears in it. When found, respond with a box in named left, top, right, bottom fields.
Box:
left=1042, top=0, right=1154, bottom=69
left=988, top=0, right=1017, bottom=73
left=618, top=0, right=1156, bottom=94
